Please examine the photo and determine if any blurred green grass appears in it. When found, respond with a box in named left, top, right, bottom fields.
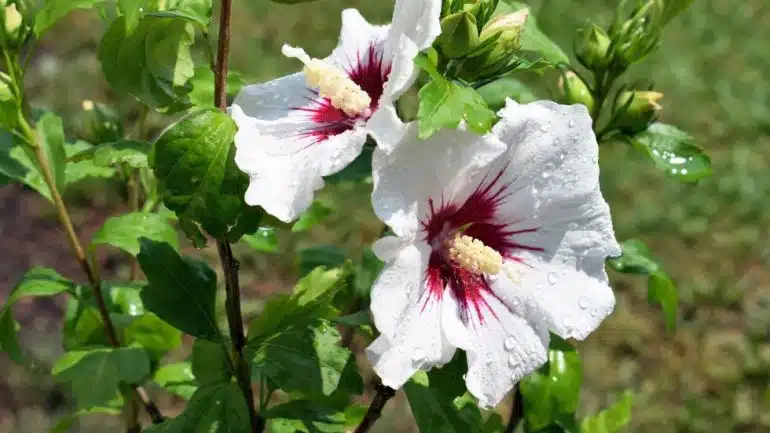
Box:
left=3, top=0, right=770, bottom=432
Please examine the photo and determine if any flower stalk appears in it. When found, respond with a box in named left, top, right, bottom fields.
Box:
left=213, top=0, right=262, bottom=431
left=353, top=383, right=397, bottom=433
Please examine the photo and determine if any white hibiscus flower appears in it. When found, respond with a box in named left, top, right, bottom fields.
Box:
left=366, top=99, right=621, bottom=408
left=230, top=0, right=441, bottom=222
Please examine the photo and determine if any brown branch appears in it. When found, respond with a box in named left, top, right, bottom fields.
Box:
left=213, top=1, right=262, bottom=430
left=353, top=384, right=396, bottom=433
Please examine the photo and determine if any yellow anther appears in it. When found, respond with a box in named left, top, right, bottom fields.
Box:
left=282, top=44, right=371, bottom=117
left=448, top=234, right=503, bottom=275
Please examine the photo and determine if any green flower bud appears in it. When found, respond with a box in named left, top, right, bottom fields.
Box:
left=557, top=71, right=595, bottom=113
left=438, top=11, right=479, bottom=59
left=613, top=90, right=663, bottom=133
left=575, top=24, right=611, bottom=71
left=453, top=9, right=529, bottom=82
left=0, top=2, right=23, bottom=47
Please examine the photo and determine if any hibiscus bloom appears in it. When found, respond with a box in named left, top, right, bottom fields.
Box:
left=230, top=1, right=441, bottom=222
left=366, top=100, right=621, bottom=408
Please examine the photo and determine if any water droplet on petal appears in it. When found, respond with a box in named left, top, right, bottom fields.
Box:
left=540, top=123, right=551, bottom=132
left=412, top=349, right=425, bottom=362
left=567, top=222, right=579, bottom=230
left=504, top=336, right=516, bottom=351
left=508, top=355, right=519, bottom=369
left=578, top=297, right=588, bottom=309
left=485, top=353, right=494, bottom=365
left=547, top=272, right=557, bottom=285
left=568, top=119, right=575, bottom=128
left=562, top=317, right=572, bottom=328
left=462, top=374, right=467, bottom=381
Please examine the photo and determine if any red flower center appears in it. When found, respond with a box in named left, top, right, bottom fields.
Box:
left=293, top=44, right=392, bottom=143
left=420, top=167, right=542, bottom=323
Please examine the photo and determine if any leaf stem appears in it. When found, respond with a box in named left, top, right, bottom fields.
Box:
left=213, top=1, right=262, bottom=430
left=353, top=383, right=396, bottom=433
left=504, top=384, right=524, bottom=433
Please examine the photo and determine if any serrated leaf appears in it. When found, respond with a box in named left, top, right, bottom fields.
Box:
left=153, top=362, right=198, bottom=400
left=145, top=382, right=250, bottom=433
left=137, top=239, right=222, bottom=341
left=0, top=268, right=77, bottom=364
left=91, top=212, right=179, bottom=255
left=100, top=15, right=195, bottom=111
left=192, top=339, right=232, bottom=385
left=404, top=366, right=484, bottom=433
left=151, top=108, right=255, bottom=240
left=52, top=346, right=151, bottom=409
left=414, top=54, right=496, bottom=139
left=69, top=140, right=152, bottom=168
left=608, top=239, right=678, bottom=330
left=35, top=0, right=103, bottom=36
left=629, top=123, right=712, bottom=182
left=520, top=335, right=582, bottom=432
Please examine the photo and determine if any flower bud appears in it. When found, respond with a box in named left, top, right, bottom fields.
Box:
left=478, top=9, right=528, bottom=48
left=613, top=90, right=663, bottom=133
left=77, top=101, right=124, bottom=144
left=575, top=24, right=611, bottom=71
left=0, top=2, right=23, bottom=47
left=438, top=11, right=479, bottom=59
left=453, top=9, right=528, bottom=82
left=557, top=71, right=595, bottom=113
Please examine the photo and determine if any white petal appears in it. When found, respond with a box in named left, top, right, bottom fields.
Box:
left=493, top=255, right=616, bottom=341
left=232, top=105, right=367, bottom=222
left=366, top=291, right=455, bottom=390
left=231, top=73, right=314, bottom=125
left=371, top=123, right=506, bottom=237
left=380, top=34, right=420, bottom=105
left=389, top=0, right=442, bottom=51
left=329, top=9, right=389, bottom=71
left=369, top=242, right=428, bottom=338
left=366, top=103, right=408, bottom=154
left=371, top=235, right=407, bottom=262
left=483, top=99, right=620, bottom=280
left=441, top=289, right=549, bottom=408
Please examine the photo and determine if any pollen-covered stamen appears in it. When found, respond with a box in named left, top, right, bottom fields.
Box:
left=447, top=234, right=503, bottom=275
left=282, top=44, right=371, bottom=117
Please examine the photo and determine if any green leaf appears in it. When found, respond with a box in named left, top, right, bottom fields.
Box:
left=264, top=400, right=360, bottom=433
left=137, top=239, right=222, bottom=341
left=91, top=212, right=179, bottom=255
left=477, top=77, right=538, bottom=111
left=145, top=382, right=250, bottom=433
left=404, top=367, right=483, bottom=433
left=100, top=16, right=195, bottom=111
left=628, top=123, right=712, bottom=182
left=36, top=112, right=67, bottom=195
left=248, top=321, right=363, bottom=401
left=52, top=346, right=151, bottom=409
left=246, top=266, right=360, bottom=401
left=63, top=141, right=117, bottom=185
left=191, top=339, right=232, bottom=385
left=608, top=239, right=678, bottom=330
left=153, top=362, right=198, bottom=400
left=580, top=391, right=633, bottom=433
left=352, top=247, right=384, bottom=299
left=0, top=73, right=18, bottom=131
left=661, top=0, right=695, bottom=25
left=297, top=245, right=346, bottom=277
left=151, top=108, right=254, bottom=240
left=69, top=140, right=152, bottom=168
left=120, top=313, right=183, bottom=360
left=292, top=200, right=333, bottom=233
left=414, top=55, right=496, bottom=139
left=49, top=403, right=123, bottom=433
left=241, top=227, right=279, bottom=253
left=0, top=131, right=26, bottom=187
left=188, top=66, right=246, bottom=108
left=35, top=0, right=103, bottom=36
left=520, top=335, right=582, bottom=432
left=0, top=268, right=76, bottom=364
left=497, top=2, right=570, bottom=65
